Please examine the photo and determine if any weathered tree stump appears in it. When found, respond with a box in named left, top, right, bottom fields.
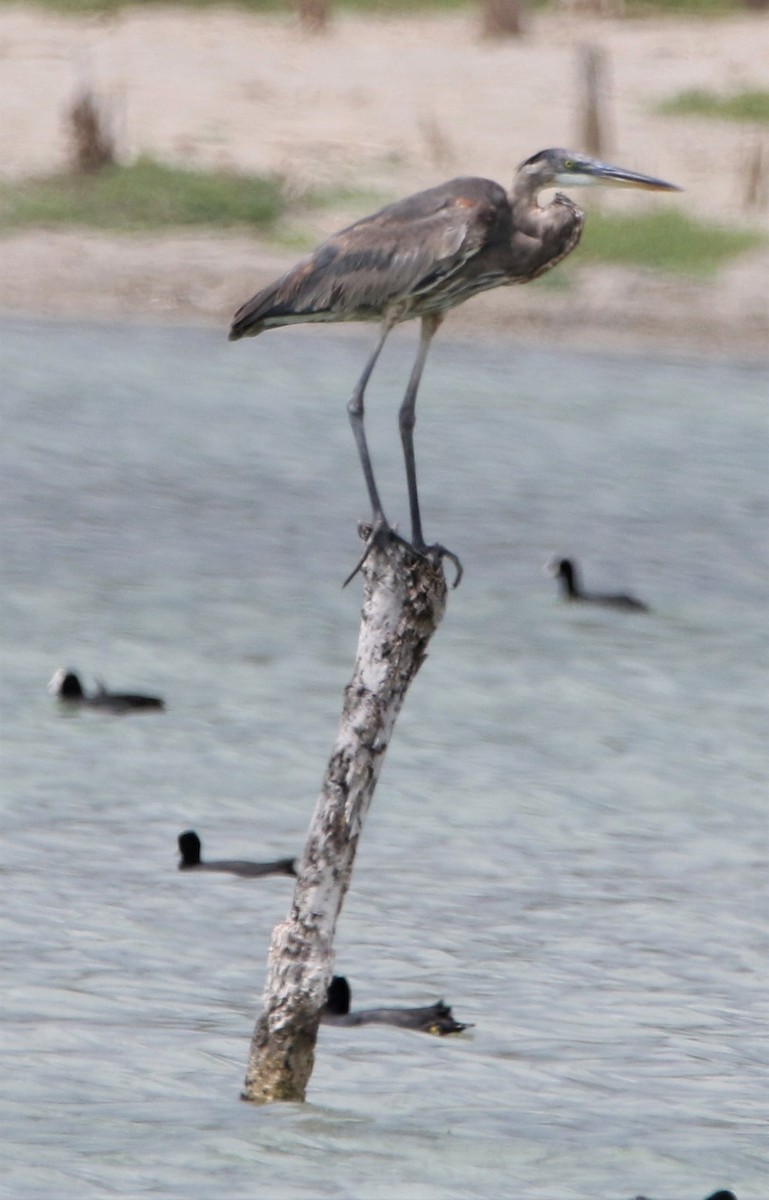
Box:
left=242, top=531, right=448, bottom=1103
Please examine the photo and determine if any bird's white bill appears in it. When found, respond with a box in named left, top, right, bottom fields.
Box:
left=47, top=668, right=66, bottom=695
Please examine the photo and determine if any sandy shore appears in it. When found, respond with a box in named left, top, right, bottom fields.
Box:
left=1, top=6, right=768, bottom=354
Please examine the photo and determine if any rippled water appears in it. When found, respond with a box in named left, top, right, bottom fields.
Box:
left=1, top=318, right=766, bottom=1199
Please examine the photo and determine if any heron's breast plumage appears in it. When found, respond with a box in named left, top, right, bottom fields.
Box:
left=507, top=193, right=584, bottom=281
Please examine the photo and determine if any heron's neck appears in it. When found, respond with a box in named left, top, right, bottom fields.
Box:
left=509, top=183, right=584, bottom=235
left=505, top=187, right=586, bottom=283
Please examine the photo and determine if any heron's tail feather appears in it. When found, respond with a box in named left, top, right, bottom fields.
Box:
left=229, top=256, right=335, bottom=340
left=228, top=284, right=280, bottom=340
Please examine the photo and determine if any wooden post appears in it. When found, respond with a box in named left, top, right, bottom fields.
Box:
left=744, top=140, right=768, bottom=211
left=242, top=532, right=448, bottom=1103
left=577, top=44, right=609, bottom=159
left=480, top=0, right=525, bottom=39
left=66, top=87, right=116, bottom=174
left=295, top=0, right=331, bottom=33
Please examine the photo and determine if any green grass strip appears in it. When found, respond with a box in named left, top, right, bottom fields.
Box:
left=0, top=163, right=761, bottom=278
left=0, top=0, right=747, bottom=14
left=0, top=0, right=473, bottom=13
left=658, top=88, right=769, bottom=124
left=577, top=207, right=762, bottom=274
left=625, top=0, right=742, bottom=13
left=0, top=158, right=284, bottom=231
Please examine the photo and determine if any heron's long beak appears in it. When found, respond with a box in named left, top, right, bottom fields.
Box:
left=583, top=159, right=681, bottom=192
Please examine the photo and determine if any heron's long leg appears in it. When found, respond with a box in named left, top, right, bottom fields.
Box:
left=347, top=320, right=395, bottom=527
left=399, top=313, right=442, bottom=550
left=345, top=312, right=462, bottom=589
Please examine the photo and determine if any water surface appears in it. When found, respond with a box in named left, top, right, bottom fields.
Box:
left=1, top=319, right=766, bottom=1199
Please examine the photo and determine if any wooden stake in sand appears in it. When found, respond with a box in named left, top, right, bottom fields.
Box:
left=577, top=44, right=610, bottom=160
left=743, top=139, right=768, bottom=212
left=242, top=531, right=447, bottom=1103
left=480, top=0, right=525, bottom=38
left=66, top=87, right=116, bottom=175
left=295, top=0, right=330, bottom=34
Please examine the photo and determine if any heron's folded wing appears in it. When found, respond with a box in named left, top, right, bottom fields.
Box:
left=303, top=182, right=505, bottom=313
left=231, top=178, right=506, bottom=331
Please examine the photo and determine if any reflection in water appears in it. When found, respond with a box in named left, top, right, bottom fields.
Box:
left=0, top=319, right=765, bottom=1199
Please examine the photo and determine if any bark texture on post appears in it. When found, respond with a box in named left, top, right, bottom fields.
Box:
left=242, top=532, right=447, bottom=1103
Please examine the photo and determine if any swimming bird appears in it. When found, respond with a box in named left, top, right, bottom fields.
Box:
left=321, top=974, right=470, bottom=1036
left=633, top=1192, right=736, bottom=1200
left=47, top=668, right=165, bottom=713
left=177, top=830, right=296, bottom=878
left=230, top=149, right=679, bottom=585
left=548, top=557, right=650, bottom=611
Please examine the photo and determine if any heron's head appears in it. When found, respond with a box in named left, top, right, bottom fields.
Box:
left=517, top=148, right=681, bottom=194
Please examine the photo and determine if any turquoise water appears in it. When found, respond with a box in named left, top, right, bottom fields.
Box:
left=1, top=318, right=766, bottom=1198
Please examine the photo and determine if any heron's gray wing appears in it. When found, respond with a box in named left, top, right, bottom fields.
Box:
left=308, top=180, right=506, bottom=310
left=230, top=178, right=507, bottom=336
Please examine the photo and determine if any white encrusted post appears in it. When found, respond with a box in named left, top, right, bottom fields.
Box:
left=242, top=532, right=447, bottom=1102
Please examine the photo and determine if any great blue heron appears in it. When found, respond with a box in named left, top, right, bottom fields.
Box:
left=230, top=149, right=680, bottom=585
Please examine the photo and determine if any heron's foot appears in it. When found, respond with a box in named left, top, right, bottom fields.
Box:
left=343, top=520, right=411, bottom=588
left=344, top=523, right=463, bottom=589
left=416, top=542, right=464, bottom=589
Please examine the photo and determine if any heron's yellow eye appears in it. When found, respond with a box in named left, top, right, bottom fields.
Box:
left=563, top=159, right=575, bottom=170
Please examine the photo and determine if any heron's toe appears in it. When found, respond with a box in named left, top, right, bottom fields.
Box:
left=424, top=543, right=463, bottom=588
